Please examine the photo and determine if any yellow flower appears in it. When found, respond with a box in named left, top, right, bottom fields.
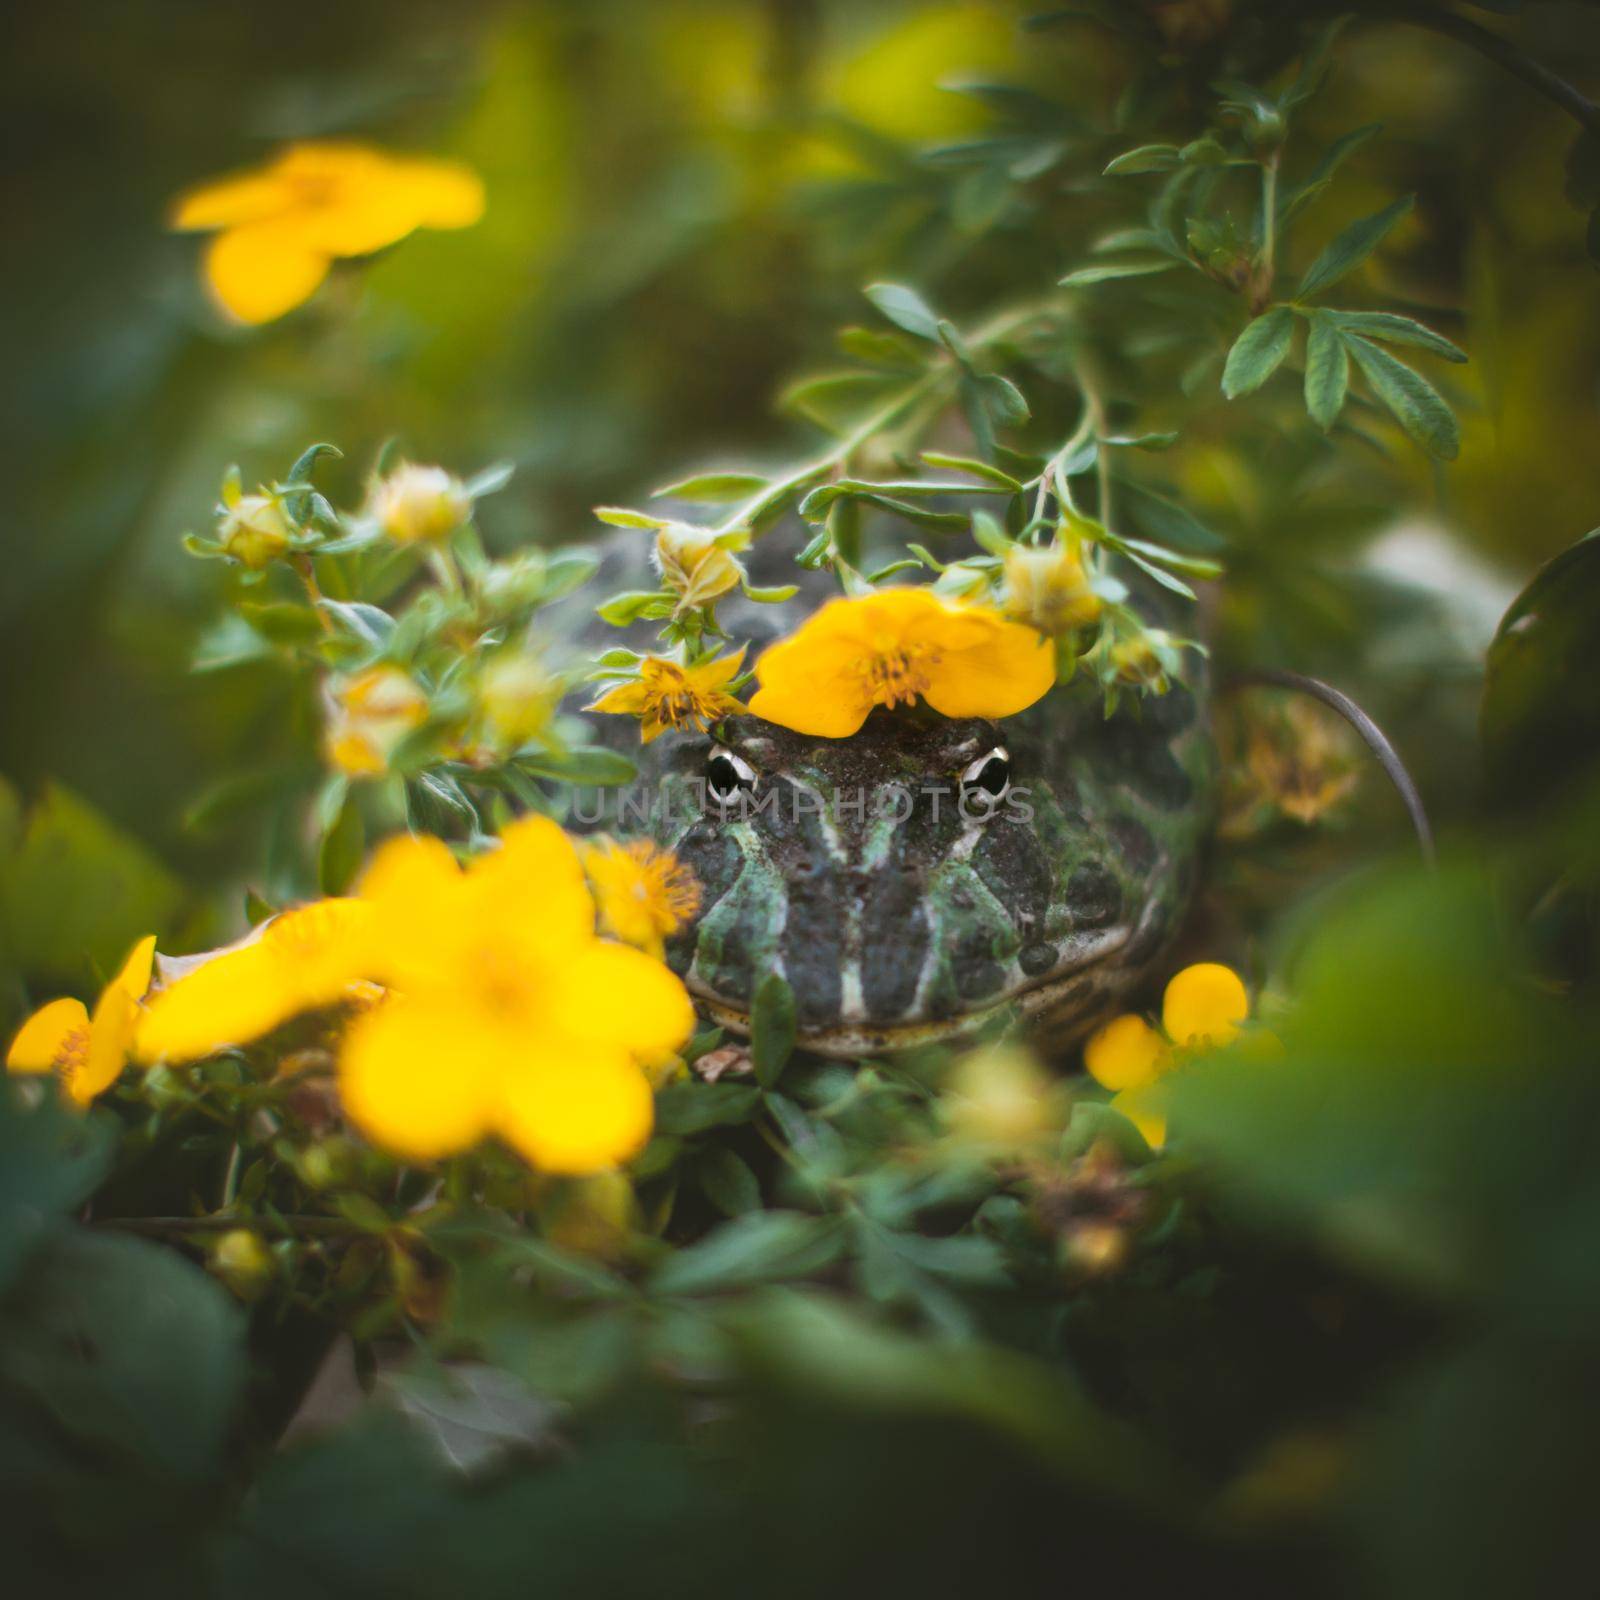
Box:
left=589, top=650, right=747, bottom=743
left=1003, top=541, right=1101, bottom=636
left=1082, top=962, right=1251, bottom=1149
left=169, top=141, right=485, bottom=324
left=582, top=838, right=702, bottom=958
left=748, top=587, right=1056, bottom=739
left=136, top=899, right=374, bottom=1064
left=338, top=818, right=694, bottom=1173
left=7, top=935, right=157, bottom=1107
left=652, top=523, right=748, bottom=612
left=365, top=462, right=471, bottom=545
left=324, top=666, right=429, bottom=777
left=944, top=1044, right=1059, bottom=1148
left=216, top=476, right=295, bottom=570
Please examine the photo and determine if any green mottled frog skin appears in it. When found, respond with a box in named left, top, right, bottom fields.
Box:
left=566, top=539, right=1217, bottom=1058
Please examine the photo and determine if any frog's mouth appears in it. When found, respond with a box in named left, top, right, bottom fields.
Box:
left=686, top=931, right=1133, bottom=1060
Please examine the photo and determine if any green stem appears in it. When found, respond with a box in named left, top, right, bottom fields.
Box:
left=716, top=299, right=1055, bottom=538
left=99, top=1214, right=356, bottom=1238
left=1254, top=148, right=1280, bottom=315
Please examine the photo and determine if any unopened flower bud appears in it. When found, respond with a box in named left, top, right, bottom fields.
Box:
left=1004, top=541, right=1101, bottom=636
left=209, top=1228, right=274, bottom=1299
left=1110, top=632, right=1174, bottom=693
left=652, top=522, right=744, bottom=609
left=367, top=463, right=471, bottom=545
left=479, top=652, right=557, bottom=749
left=218, top=492, right=293, bottom=570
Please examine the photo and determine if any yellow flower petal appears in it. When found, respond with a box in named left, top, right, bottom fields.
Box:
left=1162, top=962, right=1249, bottom=1051
left=389, top=155, right=487, bottom=229
left=204, top=222, right=331, bottom=324
left=547, top=941, right=695, bottom=1068
left=922, top=613, right=1057, bottom=721
left=1083, top=1013, right=1168, bottom=1091
left=1111, top=1084, right=1168, bottom=1150
left=169, top=167, right=297, bottom=231
left=338, top=998, right=501, bottom=1161
left=6, top=997, right=89, bottom=1075
left=749, top=587, right=1054, bottom=737
left=74, top=984, right=138, bottom=1105
left=469, top=816, right=594, bottom=957
left=111, top=934, right=158, bottom=1000
left=136, top=903, right=368, bottom=1063
left=496, top=1040, right=654, bottom=1174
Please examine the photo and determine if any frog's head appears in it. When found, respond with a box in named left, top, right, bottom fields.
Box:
left=651, top=689, right=1209, bottom=1056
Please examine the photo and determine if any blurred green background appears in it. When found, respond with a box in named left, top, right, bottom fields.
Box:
left=4, top=0, right=1600, bottom=991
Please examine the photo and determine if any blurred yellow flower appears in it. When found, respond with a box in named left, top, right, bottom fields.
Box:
left=1003, top=540, right=1101, bottom=636
left=583, top=838, right=701, bottom=958
left=477, top=652, right=559, bottom=751
left=340, top=818, right=693, bottom=1173
left=6, top=935, right=157, bottom=1106
left=365, top=462, right=471, bottom=545
left=136, top=900, right=374, bottom=1064
left=944, top=1043, right=1059, bottom=1148
left=1083, top=962, right=1251, bottom=1149
left=324, top=666, right=429, bottom=777
left=169, top=141, right=485, bottom=324
left=589, top=650, right=747, bottom=743
left=749, top=587, right=1055, bottom=738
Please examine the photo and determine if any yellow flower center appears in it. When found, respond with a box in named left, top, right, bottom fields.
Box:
left=861, top=642, right=938, bottom=710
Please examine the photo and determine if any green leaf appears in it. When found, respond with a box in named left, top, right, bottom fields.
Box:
left=464, top=461, right=514, bottom=498
left=1058, top=258, right=1176, bottom=287
left=971, top=509, right=1012, bottom=557
left=0, top=1089, right=114, bottom=1293
left=697, top=1148, right=761, bottom=1217
left=284, top=441, right=342, bottom=485
left=318, top=786, right=365, bottom=895
left=1346, top=334, right=1460, bottom=459
left=1221, top=306, right=1294, bottom=398
left=2, top=782, right=184, bottom=985
left=335, top=1192, right=394, bottom=1233
left=1304, top=311, right=1350, bottom=430
left=1103, top=143, right=1180, bottom=175
left=741, top=582, right=799, bottom=604
left=1327, top=310, right=1467, bottom=363
left=654, top=1081, right=762, bottom=1135
left=518, top=746, right=638, bottom=786
left=651, top=472, right=770, bottom=503
left=750, top=974, right=797, bottom=1089
left=238, top=599, right=324, bottom=644
left=317, top=600, right=395, bottom=647
left=593, top=506, right=669, bottom=529
left=1296, top=195, right=1413, bottom=298
left=649, top=1211, right=843, bottom=1296
left=596, top=590, right=673, bottom=625
left=1278, top=123, right=1382, bottom=230
left=864, top=282, right=942, bottom=340
left=0, top=1228, right=246, bottom=1481
left=918, top=452, right=1024, bottom=491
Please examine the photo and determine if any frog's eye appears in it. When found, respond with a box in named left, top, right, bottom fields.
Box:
left=960, top=746, right=1011, bottom=810
left=707, top=746, right=757, bottom=805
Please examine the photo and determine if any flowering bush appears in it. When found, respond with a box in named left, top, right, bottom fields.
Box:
left=6, top=6, right=1600, bottom=1597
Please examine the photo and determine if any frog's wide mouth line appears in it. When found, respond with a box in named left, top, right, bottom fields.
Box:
left=685, top=935, right=1131, bottom=1060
